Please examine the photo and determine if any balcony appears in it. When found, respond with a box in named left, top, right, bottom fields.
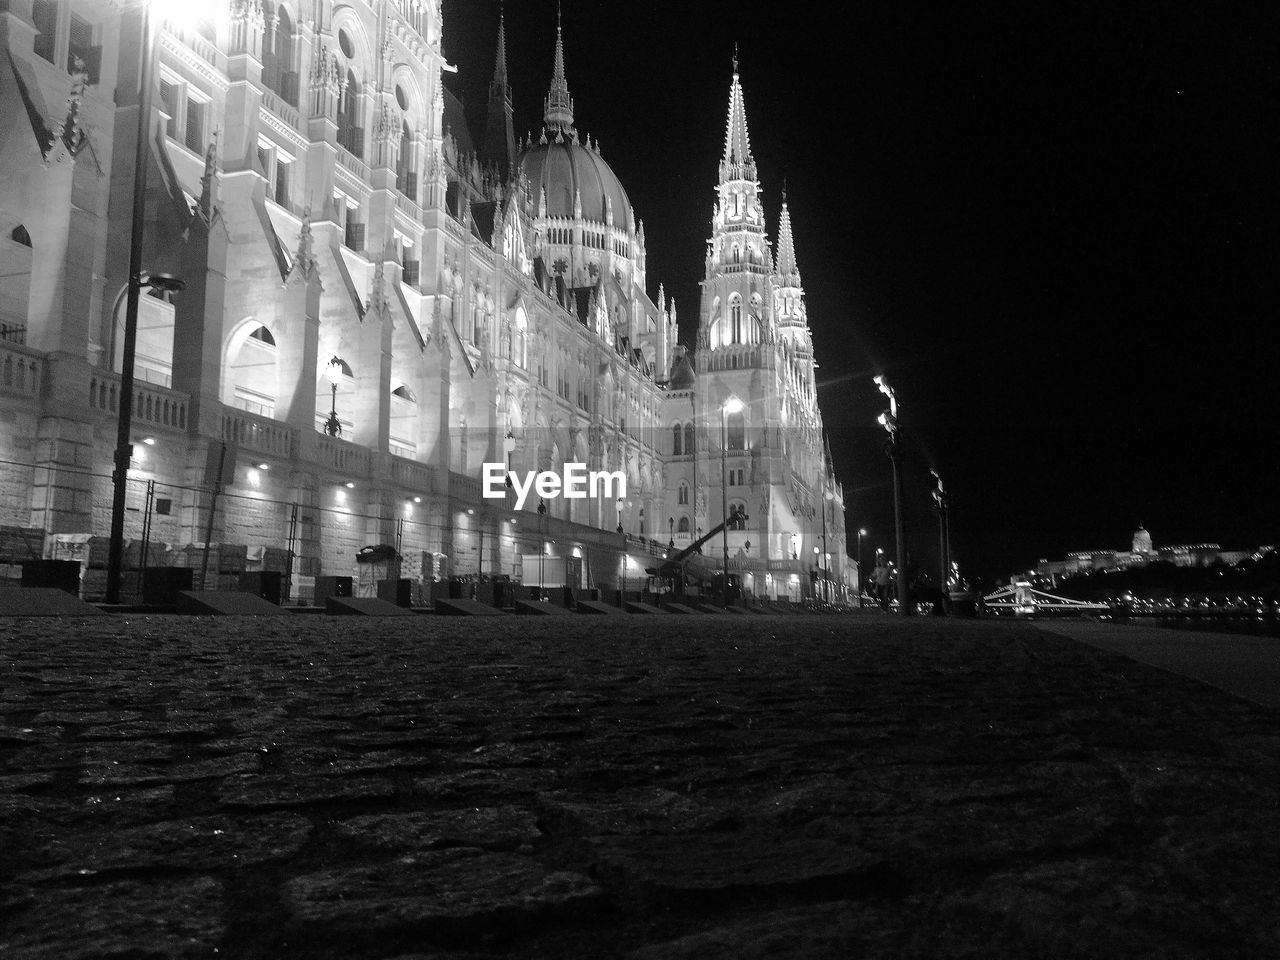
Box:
left=1, top=343, right=42, bottom=399
left=88, top=372, right=188, bottom=432
left=220, top=406, right=296, bottom=459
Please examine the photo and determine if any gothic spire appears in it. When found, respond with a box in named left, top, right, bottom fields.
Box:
left=543, top=4, right=575, bottom=136
left=722, top=52, right=752, bottom=167
left=481, top=5, right=517, bottom=176
left=776, top=195, right=800, bottom=284
left=492, top=6, right=509, bottom=88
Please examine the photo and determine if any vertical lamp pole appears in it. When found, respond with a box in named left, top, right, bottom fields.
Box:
left=616, top=497, right=626, bottom=604
left=106, top=0, right=160, bottom=606
left=931, top=469, right=950, bottom=603
left=537, top=497, right=546, bottom=601
left=857, top=527, right=867, bottom=604
left=721, top=397, right=744, bottom=608
left=875, top=375, right=910, bottom=616
left=822, top=488, right=832, bottom=603
left=323, top=356, right=344, bottom=436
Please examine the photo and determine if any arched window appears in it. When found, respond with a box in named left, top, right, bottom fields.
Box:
left=397, top=120, right=415, bottom=200
left=683, top=423, right=694, bottom=455
left=338, top=68, right=362, bottom=157
left=677, top=481, right=689, bottom=505
left=514, top=308, right=527, bottom=368
left=732, top=244, right=740, bottom=264
left=728, top=501, right=747, bottom=530
left=678, top=516, right=690, bottom=533
left=671, top=423, right=683, bottom=456
left=726, top=411, right=745, bottom=451
left=264, top=7, right=296, bottom=106
left=730, top=296, right=743, bottom=344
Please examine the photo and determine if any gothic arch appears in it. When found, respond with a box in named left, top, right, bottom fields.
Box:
left=223, top=318, right=280, bottom=414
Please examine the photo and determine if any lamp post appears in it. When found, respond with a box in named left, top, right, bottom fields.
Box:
left=105, top=2, right=182, bottom=606
left=875, top=375, right=910, bottom=616
left=857, top=527, right=867, bottom=604
left=616, top=496, right=627, bottom=603
left=668, top=515, right=675, bottom=550
left=721, top=397, right=744, bottom=608
left=822, top=487, right=832, bottom=603
left=931, top=469, right=951, bottom=605
left=323, top=356, right=344, bottom=436
left=537, top=497, right=546, bottom=601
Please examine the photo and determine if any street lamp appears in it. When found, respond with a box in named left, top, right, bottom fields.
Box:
left=537, top=497, right=546, bottom=600
left=931, top=469, right=951, bottom=604
left=857, top=527, right=867, bottom=603
left=822, top=487, right=833, bottom=603
left=323, top=356, right=345, bottom=436
left=721, top=396, right=745, bottom=607
left=668, top=515, right=675, bottom=550
left=105, top=1, right=185, bottom=606
left=875, top=375, right=910, bottom=616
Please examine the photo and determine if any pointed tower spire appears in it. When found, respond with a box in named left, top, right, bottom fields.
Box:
left=482, top=5, right=517, bottom=178
left=543, top=4, right=575, bottom=136
left=723, top=51, right=752, bottom=168
left=776, top=194, right=800, bottom=284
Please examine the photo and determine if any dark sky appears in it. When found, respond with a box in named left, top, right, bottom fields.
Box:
left=441, top=0, right=1279, bottom=581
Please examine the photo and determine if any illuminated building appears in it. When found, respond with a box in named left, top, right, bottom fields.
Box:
left=0, top=1, right=846, bottom=601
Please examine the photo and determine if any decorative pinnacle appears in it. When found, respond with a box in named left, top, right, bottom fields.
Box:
left=776, top=196, right=801, bottom=284
left=543, top=3, right=575, bottom=134
left=722, top=57, right=752, bottom=166
left=492, top=5, right=508, bottom=88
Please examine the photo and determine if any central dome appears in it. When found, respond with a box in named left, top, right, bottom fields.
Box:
left=520, top=139, right=634, bottom=233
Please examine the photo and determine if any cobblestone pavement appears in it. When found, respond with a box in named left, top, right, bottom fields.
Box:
left=2, top=614, right=1279, bottom=959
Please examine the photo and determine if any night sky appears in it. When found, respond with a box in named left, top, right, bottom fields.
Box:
left=441, top=0, right=1278, bottom=581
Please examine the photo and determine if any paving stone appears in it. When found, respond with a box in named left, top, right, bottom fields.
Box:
left=0, top=876, right=224, bottom=959
left=623, top=900, right=899, bottom=960
left=19, top=812, right=313, bottom=881
left=0, top=773, right=55, bottom=793
left=283, top=849, right=602, bottom=935
left=216, top=774, right=395, bottom=809
left=335, top=806, right=542, bottom=852
left=590, top=828, right=895, bottom=903
left=409, top=768, right=558, bottom=802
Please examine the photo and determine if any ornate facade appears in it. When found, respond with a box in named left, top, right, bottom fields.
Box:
left=0, top=0, right=848, bottom=601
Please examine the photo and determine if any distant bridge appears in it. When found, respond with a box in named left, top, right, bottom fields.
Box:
left=983, top=579, right=1111, bottom=616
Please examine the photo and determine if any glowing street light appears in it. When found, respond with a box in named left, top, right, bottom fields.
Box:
left=931, top=469, right=951, bottom=606
left=323, top=356, right=345, bottom=436
left=857, top=527, right=867, bottom=602
left=875, top=375, right=910, bottom=616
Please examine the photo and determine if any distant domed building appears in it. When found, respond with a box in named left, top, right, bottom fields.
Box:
left=1034, top=524, right=1261, bottom=580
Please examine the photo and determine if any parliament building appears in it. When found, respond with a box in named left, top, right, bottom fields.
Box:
left=0, top=0, right=850, bottom=602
